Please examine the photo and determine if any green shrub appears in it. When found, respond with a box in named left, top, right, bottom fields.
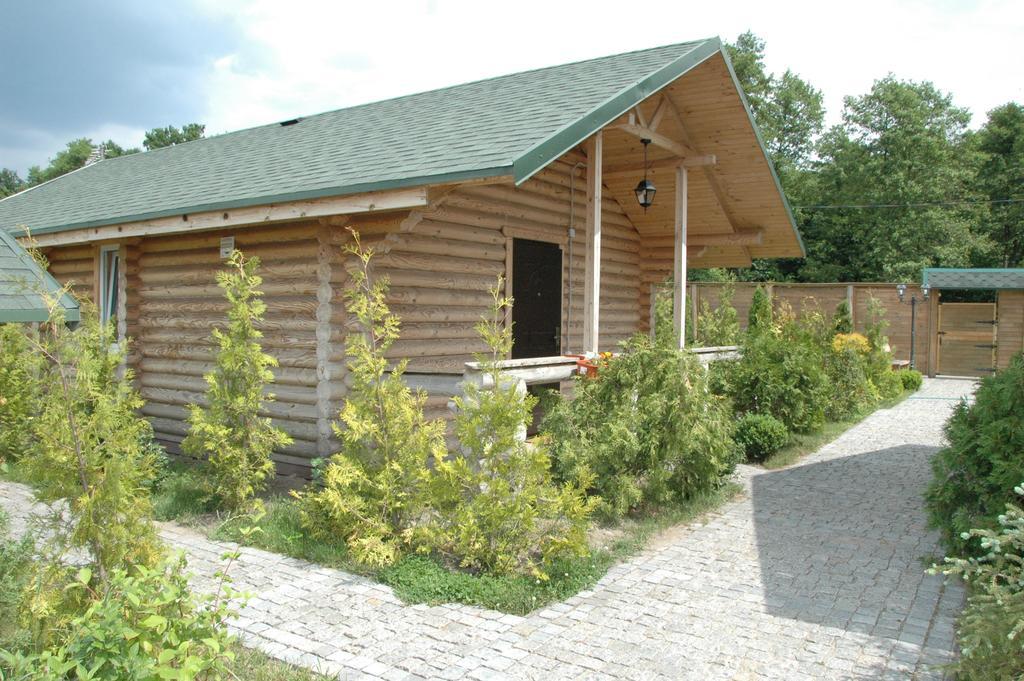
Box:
left=930, top=482, right=1024, bottom=680
left=0, top=511, right=34, bottom=652
left=183, top=250, right=291, bottom=511
left=898, top=368, right=923, bottom=391
left=861, top=296, right=900, bottom=398
left=926, top=353, right=1024, bottom=556
left=873, top=368, right=904, bottom=400
left=720, top=315, right=829, bottom=433
left=823, top=340, right=878, bottom=421
left=424, top=282, right=595, bottom=578
left=833, top=299, right=853, bottom=334
left=734, top=413, right=788, bottom=462
left=295, top=234, right=445, bottom=568
left=543, top=334, right=738, bottom=519
left=747, top=285, right=773, bottom=335
left=1, top=556, right=238, bottom=681
left=695, top=282, right=740, bottom=346
left=0, top=325, right=42, bottom=463
left=22, top=307, right=163, bottom=578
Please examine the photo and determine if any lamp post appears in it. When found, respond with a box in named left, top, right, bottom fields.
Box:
left=896, top=283, right=930, bottom=369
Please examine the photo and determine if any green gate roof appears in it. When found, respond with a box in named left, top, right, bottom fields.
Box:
left=0, top=230, right=80, bottom=322
left=923, top=268, right=1024, bottom=290
left=0, top=37, right=732, bottom=237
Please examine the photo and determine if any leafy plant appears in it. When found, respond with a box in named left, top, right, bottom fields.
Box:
left=930, top=482, right=1024, bottom=680
left=544, top=334, right=738, bottom=519
left=424, top=281, right=595, bottom=578
left=2, top=556, right=239, bottom=681
left=182, top=250, right=291, bottom=511
left=295, top=233, right=445, bottom=567
left=824, top=332, right=879, bottom=420
left=926, top=353, right=1024, bottom=556
left=734, top=413, right=788, bottom=462
left=0, top=324, right=42, bottom=462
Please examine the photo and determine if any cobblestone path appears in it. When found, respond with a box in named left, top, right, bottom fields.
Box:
left=0, top=378, right=974, bottom=679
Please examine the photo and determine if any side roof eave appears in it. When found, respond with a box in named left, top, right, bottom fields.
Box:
left=0, top=229, right=81, bottom=322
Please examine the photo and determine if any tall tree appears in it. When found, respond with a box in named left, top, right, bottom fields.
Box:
left=26, top=138, right=139, bottom=186
left=0, top=168, right=23, bottom=198
left=726, top=32, right=825, bottom=281
left=974, top=103, right=1024, bottom=267
left=144, top=123, right=205, bottom=150
left=799, top=77, right=984, bottom=281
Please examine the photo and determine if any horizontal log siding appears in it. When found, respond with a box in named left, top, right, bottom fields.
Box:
left=133, top=222, right=338, bottom=477
left=382, top=163, right=641, bottom=374
left=42, top=244, right=97, bottom=303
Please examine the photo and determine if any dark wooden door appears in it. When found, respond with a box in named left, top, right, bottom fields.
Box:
left=511, top=238, right=562, bottom=359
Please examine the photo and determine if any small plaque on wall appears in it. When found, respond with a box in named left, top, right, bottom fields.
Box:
left=220, top=236, right=235, bottom=259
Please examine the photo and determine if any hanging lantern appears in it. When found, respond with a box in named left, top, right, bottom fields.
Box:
left=634, top=138, right=656, bottom=210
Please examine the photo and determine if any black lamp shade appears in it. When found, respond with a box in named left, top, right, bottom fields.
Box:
left=634, top=179, right=656, bottom=208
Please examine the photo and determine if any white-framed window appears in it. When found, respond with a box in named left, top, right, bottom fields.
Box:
left=99, top=245, right=120, bottom=325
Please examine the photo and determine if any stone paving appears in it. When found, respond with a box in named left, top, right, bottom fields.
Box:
left=0, top=377, right=975, bottom=680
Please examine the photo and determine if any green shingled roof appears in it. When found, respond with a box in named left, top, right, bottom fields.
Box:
left=0, top=230, right=80, bottom=322
left=923, top=268, right=1024, bottom=290
left=0, top=38, right=723, bottom=237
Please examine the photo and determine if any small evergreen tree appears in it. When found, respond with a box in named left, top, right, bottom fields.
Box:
left=295, top=233, right=446, bottom=567
left=748, top=286, right=773, bottom=334
left=427, top=280, right=595, bottom=577
left=695, top=282, right=740, bottom=346
left=182, top=250, right=290, bottom=511
left=833, top=299, right=853, bottom=334
left=21, top=301, right=163, bottom=584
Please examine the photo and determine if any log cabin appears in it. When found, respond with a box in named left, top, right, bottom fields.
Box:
left=0, top=37, right=804, bottom=477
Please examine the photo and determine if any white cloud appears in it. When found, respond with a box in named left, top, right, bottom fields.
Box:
left=190, top=0, right=1024, bottom=138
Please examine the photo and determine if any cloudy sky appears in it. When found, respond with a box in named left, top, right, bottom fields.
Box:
left=2, top=0, right=1022, bottom=176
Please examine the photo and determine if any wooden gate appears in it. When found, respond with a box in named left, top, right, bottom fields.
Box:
left=937, top=302, right=997, bottom=377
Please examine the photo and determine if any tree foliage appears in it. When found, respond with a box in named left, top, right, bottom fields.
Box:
left=295, top=234, right=444, bottom=567
left=144, top=123, right=205, bottom=150
left=182, top=250, right=291, bottom=511
left=973, top=103, right=1024, bottom=267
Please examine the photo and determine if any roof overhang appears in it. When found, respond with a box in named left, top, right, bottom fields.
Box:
left=0, top=229, right=80, bottom=322
left=923, top=268, right=1024, bottom=290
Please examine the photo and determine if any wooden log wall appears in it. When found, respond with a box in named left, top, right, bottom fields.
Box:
left=42, top=244, right=97, bottom=304
left=379, top=158, right=643, bottom=375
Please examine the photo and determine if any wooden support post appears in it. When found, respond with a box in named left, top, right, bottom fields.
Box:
left=673, top=164, right=688, bottom=348
left=927, top=289, right=939, bottom=377
left=583, top=132, right=602, bottom=355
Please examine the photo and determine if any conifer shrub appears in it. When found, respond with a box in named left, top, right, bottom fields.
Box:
left=543, top=335, right=738, bottom=519
left=424, top=282, right=596, bottom=578
left=21, top=305, right=163, bottom=579
left=734, top=413, right=788, bottom=462
left=825, top=332, right=878, bottom=420
left=930, top=482, right=1024, bottom=680
left=182, top=250, right=291, bottom=511
left=694, top=282, right=740, bottom=346
left=862, top=296, right=902, bottom=399
left=718, top=311, right=829, bottom=433
left=898, top=368, right=923, bottom=391
left=833, top=299, right=853, bottom=334
left=926, top=353, right=1024, bottom=556
left=747, top=285, right=774, bottom=334
left=295, top=234, right=445, bottom=568
left=0, top=324, right=42, bottom=462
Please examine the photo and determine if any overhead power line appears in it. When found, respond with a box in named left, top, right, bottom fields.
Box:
left=794, top=198, right=1024, bottom=210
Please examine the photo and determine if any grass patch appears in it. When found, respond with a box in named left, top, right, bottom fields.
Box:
left=760, top=389, right=914, bottom=470
left=228, top=645, right=329, bottom=680
left=211, top=481, right=740, bottom=615
left=151, top=463, right=219, bottom=523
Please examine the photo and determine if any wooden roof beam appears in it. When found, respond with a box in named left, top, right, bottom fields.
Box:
left=614, top=123, right=695, bottom=158
left=603, top=155, right=716, bottom=176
